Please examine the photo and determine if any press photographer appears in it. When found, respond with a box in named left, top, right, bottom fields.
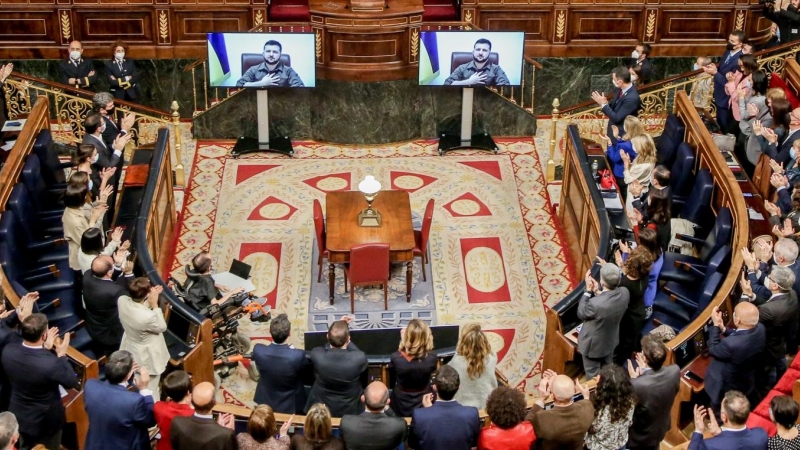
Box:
left=762, top=0, right=800, bottom=46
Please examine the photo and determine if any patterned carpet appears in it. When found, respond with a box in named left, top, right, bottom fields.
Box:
left=168, top=139, right=574, bottom=406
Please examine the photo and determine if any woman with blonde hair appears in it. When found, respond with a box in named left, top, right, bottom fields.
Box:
left=290, top=404, right=343, bottom=450
left=389, top=318, right=438, bottom=416
left=622, top=134, right=657, bottom=211
left=601, top=115, right=646, bottom=195
left=237, top=405, right=292, bottom=450
left=447, top=323, right=497, bottom=410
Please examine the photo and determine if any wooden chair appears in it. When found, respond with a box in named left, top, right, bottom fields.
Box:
left=344, top=243, right=390, bottom=313
left=313, top=199, right=328, bottom=283
left=413, top=199, right=435, bottom=282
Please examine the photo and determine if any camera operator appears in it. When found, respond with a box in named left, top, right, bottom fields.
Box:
left=763, top=0, right=800, bottom=47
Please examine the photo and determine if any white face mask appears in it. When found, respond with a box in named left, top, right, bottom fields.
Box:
left=631, top=50, right=640, bottom=60
left=115, top=52, right=125, bottom=61
left=69, top=50, right=81, bottom=61
left=693, top=63, right=700, bottom=71
left=92, top=153, right=99, bottom=164
left=88, top=179, right=94, bottom=191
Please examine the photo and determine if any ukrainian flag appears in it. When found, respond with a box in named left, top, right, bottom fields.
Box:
left=419, top=32, right=440, bottom=85
left=208, top=33, right=231, bottom=86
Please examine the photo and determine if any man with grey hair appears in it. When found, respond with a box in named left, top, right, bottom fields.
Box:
left=340, top=381, right=407, bottom=450
left=577, top=263, right=630, bottom=378
left=744, top=264, right=799, bottom=398
left=91, top=91, right=135, bottom=151
left=0, top=412, right=19, bottom=450
left=742, top=237, right=800, bottom=303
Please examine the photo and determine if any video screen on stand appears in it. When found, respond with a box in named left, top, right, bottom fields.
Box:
left=418, top=31, right=524, bottom=87
left=206, top=32, right=316, bottom=88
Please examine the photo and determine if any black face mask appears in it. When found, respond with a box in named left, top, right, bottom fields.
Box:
left=726, top=43, right=735, bottom=52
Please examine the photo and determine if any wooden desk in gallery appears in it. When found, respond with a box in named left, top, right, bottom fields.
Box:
left=325, top=190, right=416, bottom=303
left=309, top=0, right=424, bottom=82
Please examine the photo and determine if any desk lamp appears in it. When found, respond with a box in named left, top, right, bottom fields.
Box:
left=358, top=175, right=382, bottom=227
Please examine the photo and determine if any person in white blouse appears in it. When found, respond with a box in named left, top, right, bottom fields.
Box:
left=78, top=226, right=129, bottom=275
left=118, top=277, right=170, bottom=398
left=621, top=134, right=657, bottom=212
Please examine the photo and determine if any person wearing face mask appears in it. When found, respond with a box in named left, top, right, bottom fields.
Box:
left=628, top=43, right=653, bottom=85
left=690, top=56, right=715, bottom=110
left=74, top=143, right=116, bottom=200
left=591, top=66, right=641, bottom=145
left=57, top=40, right=97, bottom=90
left=704, top=31, right=746, bottom=133
left=104, top=41, right=139, bottom=101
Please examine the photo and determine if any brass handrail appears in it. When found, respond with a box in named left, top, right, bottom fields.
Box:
left=2, top=72, right=185, bottom=186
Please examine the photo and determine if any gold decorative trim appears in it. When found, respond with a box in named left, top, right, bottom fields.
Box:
left=158, top=11, right=169, bottom=43
left=735, top=10, right=744, bottom=31
left=464, top=10, right=473, bottom=24
left=555, top=10, right=566, bottom=41
left=315, top=29, right=322, bottom=62
left=254, top=10, right=264, bottom=27
left=60, top=11, right=71, bottom=42
left=645, top=10, right=656, bottom=41
left=410, top=28, right=419, bottom=62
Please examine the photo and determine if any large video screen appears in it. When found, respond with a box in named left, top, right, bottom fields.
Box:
left=418, top=31, right=524, bottom=87
left=206, top=32, right=316, bottom=88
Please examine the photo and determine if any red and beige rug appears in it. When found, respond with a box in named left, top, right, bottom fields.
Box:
left=168, top=139, right=574, bottom=405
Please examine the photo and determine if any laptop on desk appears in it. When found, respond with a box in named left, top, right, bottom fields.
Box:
left=212, top=259, right=256, bottom=292
left=229, top=259, right=251, bottom=280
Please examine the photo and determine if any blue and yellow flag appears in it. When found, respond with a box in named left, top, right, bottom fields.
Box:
left=419, top=32, right=440, bottom=85
left=208, top=33, right=231, bottom=86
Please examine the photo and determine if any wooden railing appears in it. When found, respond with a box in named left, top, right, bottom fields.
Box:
left=542, top=91, right=748, bottom=446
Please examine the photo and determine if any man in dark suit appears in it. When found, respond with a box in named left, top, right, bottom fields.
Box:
left=578, top=263, right=630, bottom=378
left=83, top=112, right=131, bottom=174
left=703, top=31, right=745, bottom=132
left=704, top=302, right=766, bottom=414
left=762, top=0, right=800, bottom=51
left=57, top=41, right=97, bottom=90
left=170, top=382, right=236, bottom=450
left=84, top=350, right=155, bottom=450
left=104, top=43, right=140, bottom=100
left=627, top=336, right=681, bottom=450
left=688, top=391, right=768, bottom=450
left=741, top=238, right=800, bottom=304
left=253, top=313, right=309, bottom=414
left=525, top=369, right=594, bottom=450
left=591, top=66, right=641, bottom=145
left=305, top=318, right=368, bottom=417
left=631, top=165, right=671, bottom=221
left=1, top=313, right=77, bottom=450
left=92, top=92, right=135, bottom=151
left=0, top=294, right=35, bottom=412
left=83, top=255, right=134, bottom=357
left=630, top=43, right=654, bottom=84
left=759, top=107, right=800, bottom=167
left=340, top=381, right=407, bottom=450
left=409, top=365, right=480, bottom=450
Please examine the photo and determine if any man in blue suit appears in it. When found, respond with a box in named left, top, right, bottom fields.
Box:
left=409, top=365, right=480, bottom=450
left=703, top=31, right=746, bottom=132
left=252, top=313, right=309, bottom=413
left=591, top=66, right=641, bottom=145
left=688, top=391, right=767, bottom=450
left=704, top=303, right=765, bottom=415
left=83, top=350, right=155, bottom=450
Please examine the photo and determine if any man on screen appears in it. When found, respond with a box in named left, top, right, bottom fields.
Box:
left=236, top=40, right=305, bottom=87
left=444, top=38, right=510, bottom=87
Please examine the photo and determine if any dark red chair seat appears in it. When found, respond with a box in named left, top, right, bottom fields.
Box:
left=422, top=4, right=457, bottom=21
left=269, top=0, right=311, bottom=22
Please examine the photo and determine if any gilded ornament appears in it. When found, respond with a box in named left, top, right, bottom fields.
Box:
left=159, top=11, right=169, bottom=42
left=645, top=10, right=656, bottom=40
left=555, top=11, right=566, bottom=41
left=315, top=29, right=322, bottom=61
left=464, top=10, right=473, bottom=23
left=411, top=28, right=419, bottom=60
left=735, top=10, right=744, bottom=31
left=255, top=10, right=264, bottom=27
left=60, top=11, right=71, bottom=41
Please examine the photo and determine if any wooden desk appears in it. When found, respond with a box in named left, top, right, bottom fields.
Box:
left=325, top=190, right=416, bottom=304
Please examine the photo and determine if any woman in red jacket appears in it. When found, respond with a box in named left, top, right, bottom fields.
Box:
left=478, top=386, right=536, bottom=450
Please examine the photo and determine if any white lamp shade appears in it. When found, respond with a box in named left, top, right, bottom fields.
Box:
left=358, top=175, right=382, bottom=195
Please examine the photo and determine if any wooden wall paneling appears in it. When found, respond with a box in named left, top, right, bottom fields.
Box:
left=0, top=10, right=58, bottom=43
left=658, top=9, right=732, bottom=42
left=327, top=28, right=407, bottom=64
left=480, top=8, right=551, bottom=42
left=173, top=10, right=249, bottom=43
left=567, top=8, right=643, bottom=42
left=74, top=10, right=155, bottom=43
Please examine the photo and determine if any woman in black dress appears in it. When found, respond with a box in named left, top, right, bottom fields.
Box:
left=389, top=319, right=438, bottom=417
left=609, top=246, right=652, bottom=365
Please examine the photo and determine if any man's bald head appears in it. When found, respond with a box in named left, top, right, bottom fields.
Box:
left=551, top=375, right=576, bottom=402
left=363, top=381, right=389, bottom=411
left=91, top=255, right=113, bottom=278
left=734, top=302, right=759, bottom=328
left=191, top=382, right=216, bottom=414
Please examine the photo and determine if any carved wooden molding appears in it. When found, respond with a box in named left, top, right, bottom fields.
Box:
left=254, top=9, right=265, bottom=27
left=314, top=28, right=323, bottom=63
left=157, top=9, right=170, bottom=44
left=735, top=9, right=745, bottom=31
left=59, top=10, right=71, bottom=44
left=554, top=9, right=566, bottom=44
left=410, top=27, right=419, bottom=63
left=644, top=9, right=657, bottom=43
